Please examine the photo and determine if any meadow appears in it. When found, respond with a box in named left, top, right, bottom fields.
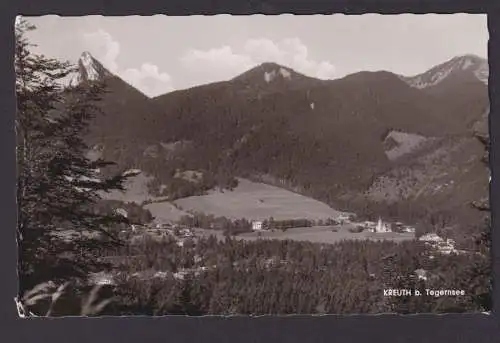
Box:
left=173, top=178, right=346, bottom=221
left=194, top=225, right=415, bottom=244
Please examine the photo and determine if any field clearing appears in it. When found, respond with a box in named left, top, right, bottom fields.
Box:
left=100, top=175, right=357, bottom=225
left=99, top=172, right=190, bottom=223
left=174, top=178, right=346, bottom=221
left=194, top=225, right=415, bottom=244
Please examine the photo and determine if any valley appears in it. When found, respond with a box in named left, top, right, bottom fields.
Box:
left=102, top=173, right=416, bottom=244
left=81, top=50, right=489, bottom=249
left=17, top=21, right=491, bottom=315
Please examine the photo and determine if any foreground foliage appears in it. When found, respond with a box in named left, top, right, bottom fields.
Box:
left=16, top=20, right=127, bottom=299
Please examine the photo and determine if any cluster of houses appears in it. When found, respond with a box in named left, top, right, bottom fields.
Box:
left=358, top=218, right=416, bottom=234
left=418, top=233, right=464, bottom=255
left=360, top=218, right=393, bottom=233
left=123, top=222, right=196, bottom=247
left=149, top=223, right=195, bottom=246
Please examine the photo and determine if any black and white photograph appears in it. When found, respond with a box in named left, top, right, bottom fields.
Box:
left=15, top=14, right=491, bottom=316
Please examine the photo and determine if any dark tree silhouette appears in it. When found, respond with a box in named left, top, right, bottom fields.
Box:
left=16, top=20, right=129, bottom=296
left=465, top=129, right=492, bottom=311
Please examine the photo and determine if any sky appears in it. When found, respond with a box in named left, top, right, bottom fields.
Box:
left=22, top=14, right=488, bottom=98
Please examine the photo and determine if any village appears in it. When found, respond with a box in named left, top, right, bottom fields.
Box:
left=112, top=203, right=424, bottom=248
left=86, top=211, right=463, bottom=287
left=112, top=201, right=419, bottom=243
left=249, top=215, right=416, bottom=234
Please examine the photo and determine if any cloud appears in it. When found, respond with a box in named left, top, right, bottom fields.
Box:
left=243, top=38, right=285, bottom=63
left=122, top=63, right=174, bottom=97
left=81, top=29, right=173, bottom=97
left=184, top=46, right=254, bottom=69
left=244, top=38, right=336, bottom=79
left=180, top=46, right=256, bottom=84
left=180, top=37, right=336, bottom=83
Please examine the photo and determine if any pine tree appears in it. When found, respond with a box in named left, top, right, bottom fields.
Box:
left=16, top=19, right=128, bottom=295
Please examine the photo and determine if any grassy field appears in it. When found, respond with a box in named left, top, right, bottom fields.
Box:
left=101, top=175, right=346, bottom=223
left=173, top=178, right=346, bottom=221
left=193, top=225, right=415, bottom=244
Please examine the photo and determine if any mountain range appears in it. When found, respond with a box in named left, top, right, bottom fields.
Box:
left=66, top=51, right=490, bottom=242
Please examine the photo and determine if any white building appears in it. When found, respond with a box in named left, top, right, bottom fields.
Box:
left=337, top=214, right=352, bottom=224
left=252, top=221, right=264, bottom=231
left=419, top=233, right=444, bottom=243
left=401, top=226, right=416, bottom=233
left=414, top=268, right=428, bottom=281
left=153, top=271, right=169, bottom=279
left=374, top=217, right=391, bottom=233
left=122, top=169, right=142, bottom=177
left=173, top=270, right=189, bottom=280
left=115, top=208, right=128, bottom=218
left=88, top=271, right=116, bottom=286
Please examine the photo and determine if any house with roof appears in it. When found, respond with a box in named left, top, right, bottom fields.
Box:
left=252, top=220, right=264, bottom=231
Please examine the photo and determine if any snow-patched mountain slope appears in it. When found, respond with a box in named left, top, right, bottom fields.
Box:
left=401, top=54, right=488, bottom=89
left=264, top=67, right=293, bottom=83
left=69, top=51, right=111, bottom=87
left=231, top=62, right=324, bottom=94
